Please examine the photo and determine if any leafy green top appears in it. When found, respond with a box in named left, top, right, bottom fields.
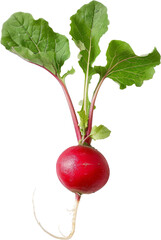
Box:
left=1, top=12, right=70, bottom=79
left=95, top=40, right=160, bottom=89
left=1, top=1, right=160, bottom=144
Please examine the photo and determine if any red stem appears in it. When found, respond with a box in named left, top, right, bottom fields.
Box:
left=31, top=63, right=82, bottom=143
left=59, top=79, right=82, bottom=143
left=85, top=77, right=106, bottom=145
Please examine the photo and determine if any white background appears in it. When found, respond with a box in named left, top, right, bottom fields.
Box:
left=0, top=0, right=161, bottom=240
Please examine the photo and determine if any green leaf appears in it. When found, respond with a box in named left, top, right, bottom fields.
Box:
left=70, top=1, right=109, bottom=125
left=77, top=108, right=89, bottom=136
left=78, top=96, right=98, bottom=136
left=90, top=125, right=111, bottom=140
left=70, top=1, right=109, bottom=79
left=62, top=67, right=75, bottom=82
left=1, top=12, right=70, bottom=78
left=95, top=40, right=160, bottom=89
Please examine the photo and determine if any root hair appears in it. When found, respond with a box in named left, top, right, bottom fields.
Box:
left=32, top=191, right=81, bottom=240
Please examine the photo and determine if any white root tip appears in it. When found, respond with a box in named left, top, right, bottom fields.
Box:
left=32, top=191, right=81, bottom=240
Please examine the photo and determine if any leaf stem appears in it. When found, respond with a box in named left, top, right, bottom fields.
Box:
left=83, top=39, right=92, bottom=114
left=85, top=76, right=106, bottom=144
left=34, top=64, right=82, bottom=143
left=81, top=133, right=91, bottom=145
left=53, top=75, right=82, bottom=143
left=60, top=80, right=82, bottom=143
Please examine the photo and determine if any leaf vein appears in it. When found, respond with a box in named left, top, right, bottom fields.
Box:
left=13, top=14, right=41, bottom=53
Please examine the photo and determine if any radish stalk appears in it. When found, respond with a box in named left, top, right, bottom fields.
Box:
left=41, top=66, right=82, bottom=143
left=85, top=76, right=106, bottom=144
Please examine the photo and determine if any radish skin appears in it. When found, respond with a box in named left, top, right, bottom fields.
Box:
left=56, top=145, right=110, bottom=194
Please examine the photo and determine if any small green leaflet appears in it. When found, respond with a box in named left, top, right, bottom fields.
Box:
left=70, top=1, right=109, bottom=80
left=1, top=12, right=70, bottom=78
left=95, top=40, right=160, bottom=89
left=77, top=108, right=89, bottom=136
left=62, top=67, right=75, bottom=82
left=90, top=125, right=111, bottom=140
left=78, top=99, right=96, bottom=136
left=78, top=100, right=90, bottom=136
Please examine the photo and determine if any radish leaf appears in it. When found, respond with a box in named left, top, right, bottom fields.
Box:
left=70, top=1, right=109, bottom=136
left=90, top=125, right=111, bottom=140
left=62, top=67, right=75, bottom=83
left=78, top=109, right=89, bottom=136
left=95, top=40, right=160, bottom=89
left=1, top=12, right=70, bottom=79
left=70, top=1, right=109, bottom=79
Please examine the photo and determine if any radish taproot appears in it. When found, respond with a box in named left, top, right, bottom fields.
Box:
left=1, top=0, right=160, bottom=239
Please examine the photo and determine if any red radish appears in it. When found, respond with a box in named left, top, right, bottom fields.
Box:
left=56, top=145, right=110, bottom=194
left=33, top=145, right=110, bottom=240
left=1, top=0, right=160, bottom=239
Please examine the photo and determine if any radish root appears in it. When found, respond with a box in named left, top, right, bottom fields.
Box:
left=32, top=191, right=81, bottom=240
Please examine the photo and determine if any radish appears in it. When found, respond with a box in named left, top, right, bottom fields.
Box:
left=56, top=145, right=110, bottom=194
left=33, top=145, right=110, bottom=239
left=1, top=0, right=160, bottom=239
